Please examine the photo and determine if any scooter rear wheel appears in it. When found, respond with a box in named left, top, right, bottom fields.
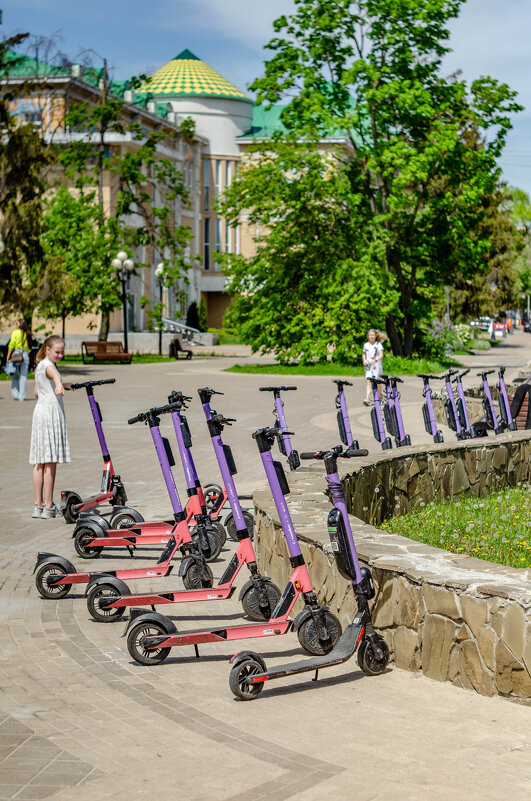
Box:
left=110, top=509, right=144, bottom=529
left=127, top=621, right=172, bottom=665
left=241, top=580, right=281, bottom=622
left=225, top=511, right=254, bottom=541
left=74, top=526, right=104, bottom=559
left=229, top=658, right=265, bottom=700
left=86, top=584, right=126, bottom=622
left=357, top=636, right=390, bottom=675
left=182, top=561, right=214, bottom=590
left=35, top=564, right=71, bottom=600
left=63, top=493, right=82, bottom=524
left=297, top=611, right=342, bottom=655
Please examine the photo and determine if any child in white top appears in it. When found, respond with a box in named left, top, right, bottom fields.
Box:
left=362, top=329, right=384, bottom=405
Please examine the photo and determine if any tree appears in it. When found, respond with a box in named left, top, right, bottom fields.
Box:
left=221, top=0, right=521, bottom=358
left=0, top=33, right=49, bottom=321
left=197, top=297, right=208, bottom=332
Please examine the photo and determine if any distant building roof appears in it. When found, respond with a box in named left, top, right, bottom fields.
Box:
left=238, top=105, right=288, bottom=139
left=139, top=49, right=252, bottom=103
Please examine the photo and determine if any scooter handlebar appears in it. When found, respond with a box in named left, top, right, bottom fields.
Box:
left=300, top=447, right=368, bottom=460
left=332, top=379, right=353, bottom=387
left=210, top=413, right=237, bottom=426
left=477, top=370, right=495, bottom=378
left=343, top=448, right=369, bottom=458
left=127, top=401, right=183, bottom=425
left=258, top=386, right=297, bottom=392
left=70, top=378, right=116, bottom=389
left=253, top=426, right=294, bottom=439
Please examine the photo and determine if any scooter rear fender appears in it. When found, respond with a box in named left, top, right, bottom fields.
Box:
left=76, top=512, right=110, bottom=531
left=85, top=575, right=131, bottom=598
left=178, top=556, right=196, bottom=578
left=72, top=517, right=108, bottom=538
left=229, top=650, right=267, bottom=670
left=238, top=577, right=273, bottom=602
left=123, top=608, right=177, bottom=637
left=33, top=553, right=76, bottom=575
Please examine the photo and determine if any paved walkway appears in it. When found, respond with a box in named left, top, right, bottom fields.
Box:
left=1, top=332, right=530, bottom=801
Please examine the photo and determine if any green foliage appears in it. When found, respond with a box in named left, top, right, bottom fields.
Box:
left=197, top=297, right=208, bottom=332
left=454, top=323, right=473, bottom=345
left=381, top=485, right=531, bottom=569
left=221, top=0, right=521, bottom=359
left=225, top=355, right=459, bottom=376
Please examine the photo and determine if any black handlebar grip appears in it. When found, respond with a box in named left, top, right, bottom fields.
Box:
left=127, top=414, right=144, bottom=425
left=300, top=451, right=325, bottom=460
left=343, top=448, right=369, bottom=458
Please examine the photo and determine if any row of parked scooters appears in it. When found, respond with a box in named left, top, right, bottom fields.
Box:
left=33, top=367, right=517, bottom=699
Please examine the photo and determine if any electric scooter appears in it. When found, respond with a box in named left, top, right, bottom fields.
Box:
left=368, top=378, right=392, bottom=450
left=418, top=375, right=444, bottom=443
left=382, top=375, right=411, bottom=447
left=86, top=410, right=281, bottom=623
left=124, top=426, right=344, bottom=666
left=60, top=379, right=143, bottom=525
left=34, top=401, right=219, bottom=599
left=497, top=366, right=518, bottom=432
left=332, top=380, right=359, bottom=449
left=478, top=370, right=504, bottom=435
left=228, top=444, right=389, bottom=700
left=72, top=392, right=224, bottom=560
left=441, top=369, right=466, bottom=439
left=198, top=387, right=254, bottom=542
left=259, top=386, right=300, bottom=470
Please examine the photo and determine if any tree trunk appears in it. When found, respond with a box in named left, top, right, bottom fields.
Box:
left=61, top=312, right=66, bottom=340
left=403, top=314, right=414, bottom=358
left=99, top=310, right=110, bottom=341
left=385, top=314, right=403, bottom=356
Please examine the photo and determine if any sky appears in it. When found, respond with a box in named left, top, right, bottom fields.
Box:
left=4, top=0, right=531, bottom=195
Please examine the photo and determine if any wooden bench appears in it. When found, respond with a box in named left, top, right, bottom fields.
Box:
left=82, top=341, right=132, bottom=365
left=169, top=335, right=192, bottom=360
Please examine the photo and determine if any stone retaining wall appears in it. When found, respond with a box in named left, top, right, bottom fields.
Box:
left=254, top=432, right=531, bottom=705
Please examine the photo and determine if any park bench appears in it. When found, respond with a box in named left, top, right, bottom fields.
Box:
left=81, top=341, right=132, bottom=365
left=169, top=335, right=193, bottom=360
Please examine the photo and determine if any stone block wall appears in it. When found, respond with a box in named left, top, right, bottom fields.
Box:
left=254, top=432, right=531, bottom=705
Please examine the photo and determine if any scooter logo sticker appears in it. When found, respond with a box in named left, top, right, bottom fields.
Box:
left=263, top=629, right=273, bottom=634
left=147, top=571, right=156, bottom=576
left=207, top=594, right=218, bottom=599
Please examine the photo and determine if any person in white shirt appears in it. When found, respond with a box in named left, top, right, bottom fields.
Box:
left=362, top=329, right=384, bottom=406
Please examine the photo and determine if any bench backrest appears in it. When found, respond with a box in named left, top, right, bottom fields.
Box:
left=83, top=341, right=126, bottom=354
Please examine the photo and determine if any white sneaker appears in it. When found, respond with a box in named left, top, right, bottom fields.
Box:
left=41, top=504, right=63, bottom=519
left=32, top=504, right=43, bottom=519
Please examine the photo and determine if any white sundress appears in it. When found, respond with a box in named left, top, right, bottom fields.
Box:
left=29, top=359, right=71, bottom=464
left=363, top=341, right=384, bottom=379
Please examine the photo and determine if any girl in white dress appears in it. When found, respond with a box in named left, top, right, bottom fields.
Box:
left=29, top=336, right=74, bottom=518
left=362, top=329, right=384, bottom=405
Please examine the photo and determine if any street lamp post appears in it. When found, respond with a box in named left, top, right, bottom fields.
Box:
left=155, top=262, right=165, bottom=356
left=111, top=251, right=134, bottom=353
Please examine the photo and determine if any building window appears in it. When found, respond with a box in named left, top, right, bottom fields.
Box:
left=225, top=161, right=231, bottom=188
left=203, top=159, right=211, bottom=212
left=225, top=220, right=231, bottom=253
left=215, top=219, right=221, bottom=252
left=215, top=159, right=221, bottom=197
left=203, top=217, right=210, bottom=271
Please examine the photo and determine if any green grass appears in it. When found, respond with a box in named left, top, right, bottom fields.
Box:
left=381, top=486, right=531, bottom=569
left=208, top=327, right=242, bottom=345
left=225, top=355, right=460, bottom=377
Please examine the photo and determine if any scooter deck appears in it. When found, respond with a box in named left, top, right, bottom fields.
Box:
left=251, top=621, right=363, bottom=682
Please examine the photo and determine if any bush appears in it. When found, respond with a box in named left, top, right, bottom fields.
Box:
left=197, top=298, right=208, bottom=332
left=422, top=320, right=459, bottom=359
left=186, top=301, right=200, bottom=329
left=470, top=338, right=491, bottom=350
left=454, top=323, right=473, bottom=346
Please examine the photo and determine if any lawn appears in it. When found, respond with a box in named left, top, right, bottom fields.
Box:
left=225, top=355, right=460, bottom=377
left=381, top=485, right=531, bottom=569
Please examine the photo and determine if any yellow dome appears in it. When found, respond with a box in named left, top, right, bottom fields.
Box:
left=139, top=49, right=252, bottom=103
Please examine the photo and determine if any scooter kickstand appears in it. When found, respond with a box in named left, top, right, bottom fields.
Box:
left=126, top=546, right=134, bottom=558
left=194, top=644, right=200, bottom=659
left=312, top=670, right=319, bottom=682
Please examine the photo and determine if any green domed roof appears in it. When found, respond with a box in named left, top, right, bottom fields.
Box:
left=139, top=49, right=252, bottom=103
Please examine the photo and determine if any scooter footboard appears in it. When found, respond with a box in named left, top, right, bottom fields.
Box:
left=421, top=402, right=433, bottom=435
left=337, top=411, right=348, bottom=446
left=444, top=399, right=457, bottom=431
left=327, top=508, right=360, bottom=582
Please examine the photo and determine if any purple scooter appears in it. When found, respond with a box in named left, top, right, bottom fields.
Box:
left=478, top=370, right=504, bottom=435
left=228, top=444, right=390, bottom=700
left=418, top=374, right=444, bottom=443
left=442, top=369, right=466, bottom=440
left=259, top=386, right=300, bottom=470
left=333, top=379, right=360, bottom=449
left=382, top=375, right=411, bottom=447
left=497, top=366, right=518, bottom=432
left=368, top=377, right=392, bottom=450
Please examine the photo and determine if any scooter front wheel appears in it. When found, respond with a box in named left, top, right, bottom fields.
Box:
left=86, top=584, right=126, bottom=623
left=127, top=621, right=172, bottom=665
left=35, top=564, right=71, bottom=599
left=192, top=526, right=222, bottom=562
left=74, top=526, right=104, bottom=559
left=225, top=511, right=254, bottom=541
left=241, top=580, right=281, bottom=622
left=297, top=611, right=342, bottom=655
left=357, top=636, right=390, bottom=675
left=182, top=561, right=214, bottom=590
left=203, top=483, right=223, bottom=512
left=208, top=519, right=227, bottom=547
left=229, top=658, right=265, bottom=700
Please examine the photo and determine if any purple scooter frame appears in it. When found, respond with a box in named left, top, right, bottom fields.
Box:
left=478, top=370, right=504, bottom=434
left=259, top=386, right=300, bottom=470
left=382, top=375, right=411, bottom=447
left=332, top=379, right=359, bottom=449
left=369, top=378, right=392, bottom=450
left=442, top=369, right=465, bottom=439
left=497, top=367, right=518, bottom=431
left=418, top=374, right=444, bottom=443
left=228, top=444, right=390, bottom=700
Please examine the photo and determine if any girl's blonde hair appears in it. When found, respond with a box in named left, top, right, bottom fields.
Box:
left=36, top=335, right=65, bottom=364
left=367, top=328, right=385, bottom=343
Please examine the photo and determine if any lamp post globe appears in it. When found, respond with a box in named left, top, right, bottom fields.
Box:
left=113, top=252, right=134, bottom=353
left=155, top=262, right=165, bottom=355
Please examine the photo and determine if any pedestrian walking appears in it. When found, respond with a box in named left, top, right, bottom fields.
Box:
left=29, top=335, right=73, bottom=519
left=6, top=318, right=32, bottom=401
left=362, top=329, right=384, bottom=406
